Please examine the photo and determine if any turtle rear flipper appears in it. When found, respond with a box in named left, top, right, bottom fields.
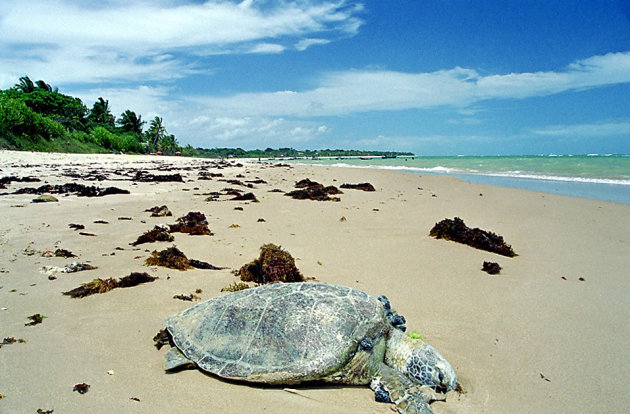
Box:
left=165, top=347, right=195, bottom=371
left=372, top=363, right=438, bottom=414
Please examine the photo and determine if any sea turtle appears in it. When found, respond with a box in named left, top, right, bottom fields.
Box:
left=163, top=282, right=457, bottom=414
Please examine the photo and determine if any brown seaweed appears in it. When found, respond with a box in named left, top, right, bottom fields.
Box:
left=169, top=212, right=212, bottom=235
left=13, top=183, right=129, bottom=197
left=238, top=243, right=304, bottom=284
left=221, top=281, right=251, bottom=292
left=54, top=249, right=76, bottom=258
left=173, top=293, right=201, bottom=301
left=73, top=383, right=90, bottom=394
left=131, top=226, right=174, bottom=246
left=0, top=337, right=26, bottom=349
left=68, top=223, right=85, bottom=231
left=482, top=261, right=502, bottom=275
left=133, top=171, right=184, bottom=182
left=429, top=217, right=516, bottom=257
left=231, top=192, right=258, bottom=202
left=189, top=259, right=224, bottom=270
left=145, top=205, right=172, bottom=217
left=340, top=183, right=376, bottom=192
left=145, top=246, right=192, bottom=270
left=62, top=272, right=158, bottom=298
left=25, top=313, right=46, bottom=326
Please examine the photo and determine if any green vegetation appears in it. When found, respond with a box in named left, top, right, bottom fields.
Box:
left=1, top=75, right=413, bottom=158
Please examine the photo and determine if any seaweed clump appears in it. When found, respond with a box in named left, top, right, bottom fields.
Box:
left=62, top=272, right=158, bottom=298
left=169, top=212, right=212, bottom=235
left=221, top=281, right=251, bottom=292
left=13, top=183, right=129, bottom=197
left=429, top=217, right=516, bottom=257
left=25, top=314, right=46, bottom=326
left=145, top=205, right=172, bottom=217
left=153, top=328, right=175, bottom=350
left=145, top=246, right=192, bottom=270
left=340, top=183, right=376, bottom=192
left=285, top=179, right=342, bottom=201
left=131, top=225, right=173, bottom=246
left=482, top=261, right=502, bottom=275
left=237, top=243, right=304, bottom=284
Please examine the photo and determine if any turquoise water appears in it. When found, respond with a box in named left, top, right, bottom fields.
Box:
left=287, top=155, right=630, bottom=204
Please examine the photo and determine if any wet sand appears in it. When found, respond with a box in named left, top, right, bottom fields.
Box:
left=1, top=150, right=629, bottom=413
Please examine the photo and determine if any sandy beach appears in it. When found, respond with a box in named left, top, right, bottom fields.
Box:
left=1, top=150, right=629, bottom=413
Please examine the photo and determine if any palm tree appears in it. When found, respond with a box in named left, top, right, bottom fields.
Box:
left=147, top=116, right=166, bottom=153
left=88, top=97, right=115, bottom=126
left=35, top=80, right=58, bottom=92
left=15, top=76, right=35, bottom=93
left=158, top=134, right=179, bottom=155
left=117, top=110, right=145, bottom=135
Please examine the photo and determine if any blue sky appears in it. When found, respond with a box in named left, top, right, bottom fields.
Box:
left=1, top=0, right=630, bottom=155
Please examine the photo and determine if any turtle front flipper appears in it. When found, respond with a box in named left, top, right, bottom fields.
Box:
left=165, top=347, right=195, bottom=371
left=371, top=363, right=441, bottom=414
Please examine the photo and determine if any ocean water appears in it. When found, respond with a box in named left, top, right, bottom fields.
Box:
left=286, top=155, right=630, bottom=204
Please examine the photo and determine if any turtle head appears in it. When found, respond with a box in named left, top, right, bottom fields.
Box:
left=385, top=329, right=457, bottom=393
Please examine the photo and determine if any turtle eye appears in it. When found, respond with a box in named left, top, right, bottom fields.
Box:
left=438, top=371, right=445, bottom=383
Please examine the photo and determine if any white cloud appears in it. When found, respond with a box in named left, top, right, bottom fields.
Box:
left=0, top=0, right=363, bottom=86
left=190, top=51, right=630, bottom=118
left=532, top=121, right=630, bottom=137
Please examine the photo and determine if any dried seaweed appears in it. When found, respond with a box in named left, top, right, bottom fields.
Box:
left=173, top=293, right=201, bottom=301
left=145, top=246, right=191, bottom=270
left=68, top=223, right=85, bottom=231
left=25, top=313, right=46, bottom=326
left=145, top=205, right=172, bottom=217
left=340, top=183, right=376, bottom=192
left=133, top=171, right=184, bottom=182
left=189, top=259, right=224, bottom=270
left=63, top=272, right=158, bottom=298
left=482, top=261, right=502, bottom=275
left=0, top=337, right=26, bottom=349
left=73, top=383, right=90, bottom=394
left=238, top=243, right=304, bottom=284
left=54, top=249, right=76, bottom=258
left=221, top=281, right=251, bottom=292
left=169, top=212, right=212, bottom=235
left=13, top=183, right=129, bottom=197
left=131, top=225, right=173, bottom=246
left=231, top=192, right=258, bottom=202
left=429, top=217, right=516, bottom=257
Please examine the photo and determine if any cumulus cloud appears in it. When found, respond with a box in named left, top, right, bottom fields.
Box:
left=0, top=0, right=363, bottom=86
left=191, top=52, right=630, bottom=117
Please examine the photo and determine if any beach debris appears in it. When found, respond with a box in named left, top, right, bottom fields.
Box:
left=73, top=383, right=90, bottom=394
left=578, top=277, right=585, bottom=282
left=237, top=243, right=304, bottom=284
left=13, top=183, right=129, bottom=197
left=482, top=261, right=502, bottom=275
left=93, top=220, right=108, bottom=224
left=285, top=179, right=342, bottom=201
left=0, top=175, right=40, bottom=188
left=230, top=224, right=240, bottom=228
left=1, top=337, right=26, bottom=349
left=107, top=370, right=114, bottom=376
left=118, top=216, right=133, bottom=220
left=198, top=171, right=223, bottom=180
left=37, top=409, right=54, bottom=414
left=41, top=262, right=97, bottom=277
left=145, top=246, right=192, bottom=270
left=169, top=212, right=212, bottom=235
left=153, top=328, right=175, bottom=350
left=173, top=293, right=201, bottom=301
left=133, top=171, right=184, bottom=182
left=340, top=183, right=376, bottom=192
left=188, top=259, right=224, bottom=270
left=68, top=223, right=85, bottom=231
left=131, top=225, right=174, bottom=246
left=339, top=216, right=347, bottom=222
left=32, top=194, right=58, bottom=203
left=221, top=281, right=250, bottom=292
left=79, top=232, right=97, bottom=237
left=145, top=205, right=172, bottom=217
left=62, top=272, right=158, bottom=298
left=219, top=178, right=254, bottom=188
left=25, top=313, right=46, bottom=326
left=257, top=218, right=266, bottom=222
left=130, top=397, right=141, bottom=402
left=429, top=217, right=516, bottom=257
left=54, top=248, right=76, bottom=258
left=540, top=373, right=551, bottom=382
left=231, top=192, right=258, bottom=202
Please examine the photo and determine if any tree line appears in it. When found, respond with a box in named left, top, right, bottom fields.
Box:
left=0, top=76, right=178, bottom=154
left=1, top=76, right=413, bottom=158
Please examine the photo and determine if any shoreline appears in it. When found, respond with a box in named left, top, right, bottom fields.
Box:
left=1, top=150, right=629, bottom=413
